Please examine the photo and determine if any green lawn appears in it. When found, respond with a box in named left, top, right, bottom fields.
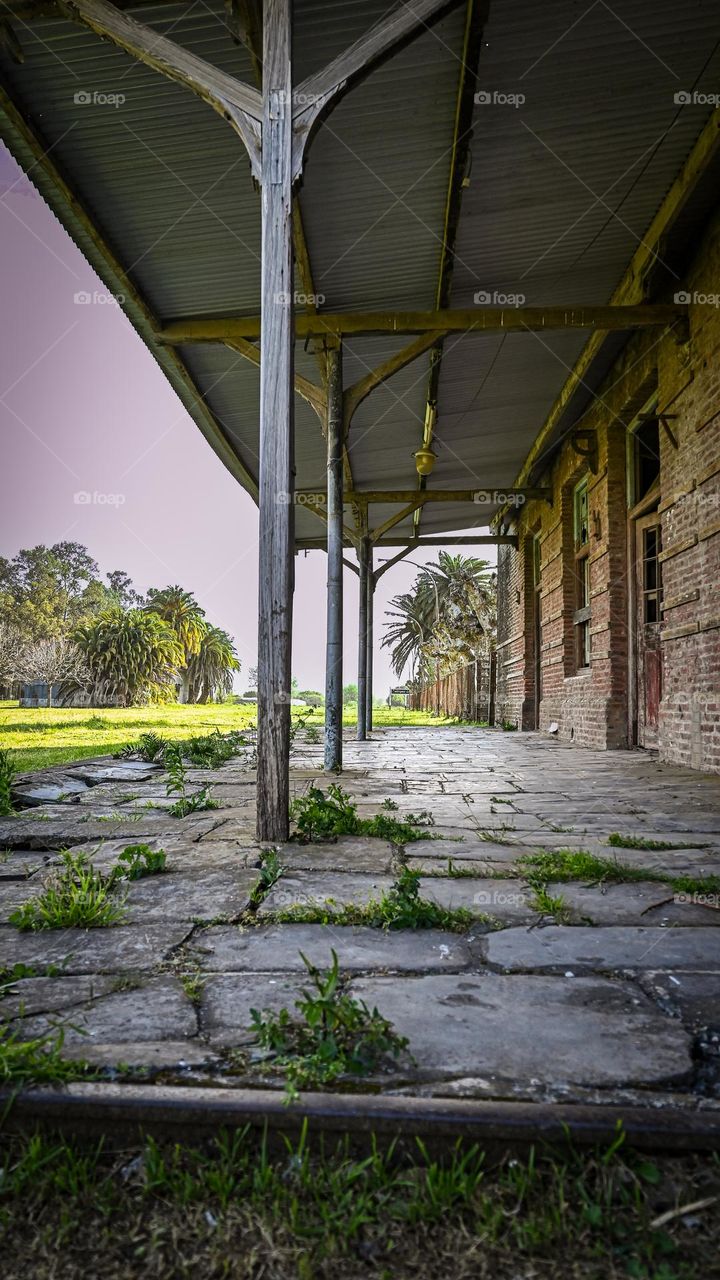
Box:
left=0, top=701, right=454, bottom=774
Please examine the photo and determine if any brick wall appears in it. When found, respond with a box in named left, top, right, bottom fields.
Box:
left=496, top=206, right=720, bottom=770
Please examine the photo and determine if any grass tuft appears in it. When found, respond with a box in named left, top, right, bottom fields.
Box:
left=518, top=848, right=720, bottom=897
left=290, top=783, right=436, bottom=846
left=249, top=949, right=409, bottom=1101
left=607, top=832, right=710, bottom=851
left=9, top=849, right=126, bottom=931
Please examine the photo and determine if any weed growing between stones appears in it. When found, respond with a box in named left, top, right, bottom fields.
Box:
left=0, top=748, right=16, bottom=817
left=248, top=848, right=285, bottom=912
left=9, top=850, right=126, bottom=931
left=165, top=745, right=219, bottom=818
left=114, top=843, right=167, bottom=880
left=117, top=731, right=169, bottom=762
left=289, top=783, right=436, bottom=846
left=607, top=832, right=710, bottom=852
left=249, top=949, right=409, bottom=1101
left=0, top=1024, right=94, bottom=1087
left=271, top=867, right=475, bottom=934
left=182, top=730, right=246, bottom=769
left=518, top=849, right=720, bottom=897
left=9, top=842, right=167, bottom=931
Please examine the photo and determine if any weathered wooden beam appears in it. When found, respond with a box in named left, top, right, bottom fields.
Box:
left=370, top=500, right=426, bottom=542
left=515, top=107, right=720, bottom=489
left=292, top=0, right=464, bottom=175
left=0, top=85, right=260, bottom=500
left=324, top=344, right=344, bottom=773
left=62, top=0, right=263, bottom=176
left=256, top=0, right=294, bottom=843
left=343, top=333, right=443, bottom=432
left=225, top=338, right=325, bottom=420
left=160, top=305, right=684, bottom=345
left=298, top=534, right=518, bottom=550
left=296, top=487, right=552, bottom=504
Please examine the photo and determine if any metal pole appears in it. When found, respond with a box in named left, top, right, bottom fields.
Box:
left=324, top=341, right=343, bottom=771
left=365, top=546, right=374, bottom=734
left=256, top=0, right=294, bottom=842
left=357, top=533, right=370, bottom=740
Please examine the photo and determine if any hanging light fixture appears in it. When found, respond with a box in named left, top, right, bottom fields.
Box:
left=413, top=446, right=437, bottom=477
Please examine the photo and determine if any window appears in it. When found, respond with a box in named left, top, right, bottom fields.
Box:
left=641, top=524, right=662, bottom=623
left=573, top=479, right=591, bottom=668
left=633, top=418, right=660, bottom=506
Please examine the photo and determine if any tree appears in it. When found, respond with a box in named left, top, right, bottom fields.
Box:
left=15, top=637, right=90, bottom=707
left=186, top=626, right=240, bottom=703
left=342, top=682, right=358, bottom=705
left=0, top=623, right=24, bottom=687
left=73, top=608, right=184, bottom=706
left=106, top=570, right=143, bottom=609
left=382, top=554, right=496, bottom=682
left=0, top=542, right=111, bottom=642
left=144, top=586, right=206, bottom=701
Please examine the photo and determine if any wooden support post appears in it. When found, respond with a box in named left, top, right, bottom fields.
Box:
left=366, top=545, right=374, bottom=734
left=324, top=342, right=344, bottom=772
left=357, top=532, right=370, bottom=742
left=256, top=0, right=294, bottom=843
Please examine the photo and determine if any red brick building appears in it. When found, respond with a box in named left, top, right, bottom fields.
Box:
left=496, top=164, right=720, bottom=772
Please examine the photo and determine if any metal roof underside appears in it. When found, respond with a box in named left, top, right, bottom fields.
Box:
left=1, top=0, right=719, bottom=545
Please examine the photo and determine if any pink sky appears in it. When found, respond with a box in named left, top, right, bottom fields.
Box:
left=0, top=143, right=494, bottom=696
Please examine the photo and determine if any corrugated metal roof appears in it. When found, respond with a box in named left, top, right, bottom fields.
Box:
left=1, top=0, right=719, bottom=544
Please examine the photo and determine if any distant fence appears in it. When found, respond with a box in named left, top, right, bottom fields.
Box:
left=408, top=653, right=496, bottom=724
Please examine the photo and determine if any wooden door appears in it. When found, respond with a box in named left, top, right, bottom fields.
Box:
left=635, top=514, right=663, bottom=748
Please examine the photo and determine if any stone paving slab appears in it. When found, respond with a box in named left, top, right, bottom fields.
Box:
left=419, top=877, right=535, bottom=924
left=189, top=924, right=472, bottom=973
left=350, top=974, right=692, bottom=1087
left=0, top=812, right=224, bottom=849
left=201, top=973, right=306, bottom=1046
left=636, top=971, right=720, bottom=1029
left=273, top=835, right=396, bottom=874
left=554, top=881, right=720, bottom=926
left=485, top=926, right=720, bottom=973
left=257, top=872, right=394, bottom=917
left=10, top=975, right=196, bottom=1046
left=121, top=868, right=260, bottom=923
left=0, top=922, right=191, bottom=973
left=2, top=974, right=116, bottom=1016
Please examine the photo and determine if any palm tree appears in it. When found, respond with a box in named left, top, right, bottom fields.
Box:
left=382, top=554, right=496, bottom=682
left=186, top=626, right=240, bottom=703
left=144, top=586, right=206, bottom=701
left=381, top=591, right=433, bottom=681
left=73, top=608, right=184, bottom=706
